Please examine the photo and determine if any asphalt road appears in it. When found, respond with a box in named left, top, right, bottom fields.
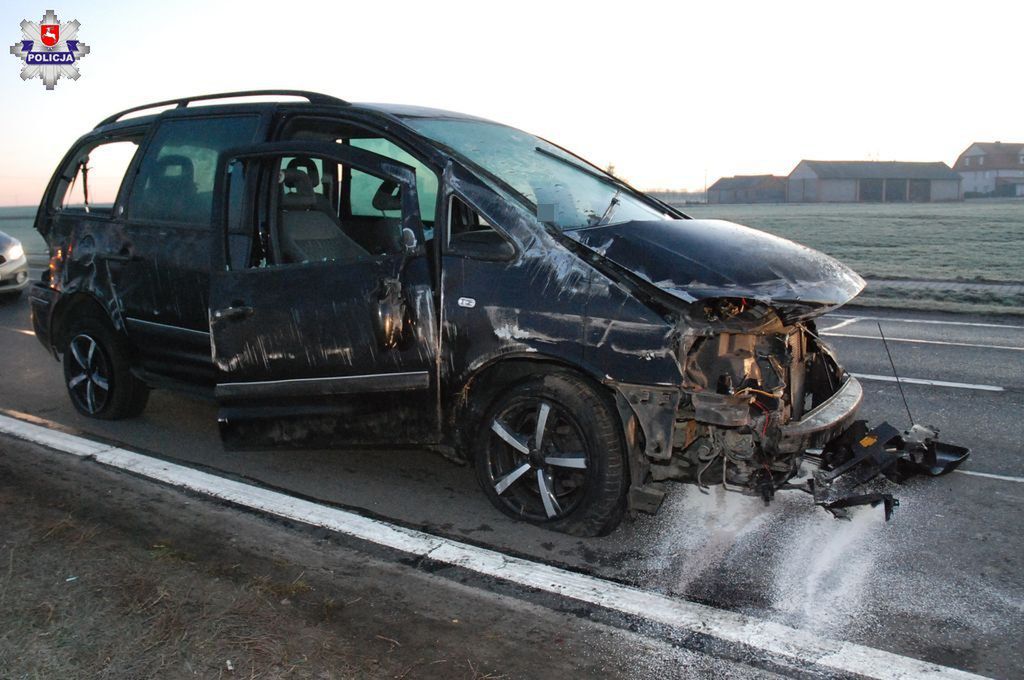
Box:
left=1, top=290, right=1021, bottom=679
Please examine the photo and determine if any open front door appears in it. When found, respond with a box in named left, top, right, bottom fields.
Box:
left=209, top=141, right=439, bottom=449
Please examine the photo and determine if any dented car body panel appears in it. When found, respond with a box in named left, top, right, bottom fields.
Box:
left=31, top=91, right=903, bottom=524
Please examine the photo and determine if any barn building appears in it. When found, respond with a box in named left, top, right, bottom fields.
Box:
left=707, top=175, right=787, bottom=204
left=953, top=142, right=1024, bottom=197
left=787, top=160, right=962, bottom=203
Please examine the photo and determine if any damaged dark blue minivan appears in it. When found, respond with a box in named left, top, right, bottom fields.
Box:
left=31, top=90, right=909, bottom=536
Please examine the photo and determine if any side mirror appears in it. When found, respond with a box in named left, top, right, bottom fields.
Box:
left=449, top=230, right=515, bottom=261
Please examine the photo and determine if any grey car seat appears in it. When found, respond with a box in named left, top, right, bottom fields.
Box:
left=285, top=157, right=335, bottom=213
left=279, top=169, right=369, bottom=264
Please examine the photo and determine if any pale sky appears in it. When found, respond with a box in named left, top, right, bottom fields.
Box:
left=0, top=0, right=1021, bottom=205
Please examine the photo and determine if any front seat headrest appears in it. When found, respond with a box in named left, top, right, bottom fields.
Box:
left=286, top=157, right=320, bottom=188
left=281, top=168, right=315, bottom=193
left=280, top=169, right=317, bottom=209
left=152, top=154, right=195, bottom=184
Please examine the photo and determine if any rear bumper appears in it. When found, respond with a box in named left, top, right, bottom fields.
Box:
left=777, top=376, right=863, bottom=452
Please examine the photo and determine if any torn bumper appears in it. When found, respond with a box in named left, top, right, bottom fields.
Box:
left=808, top=420, right=971, bottom=519
left=777, top=376, right=863, bottom=452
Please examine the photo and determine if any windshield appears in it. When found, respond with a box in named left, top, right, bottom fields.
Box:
left=402, top=117, right=673, bottom=231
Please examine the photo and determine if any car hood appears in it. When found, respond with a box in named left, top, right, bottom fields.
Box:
left=0, top=231, right=15, bottom=251
left=567, top=219, right=865, bottom=318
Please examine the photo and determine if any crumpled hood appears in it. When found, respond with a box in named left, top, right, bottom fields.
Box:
left=567, top=218, right=865, bottom=317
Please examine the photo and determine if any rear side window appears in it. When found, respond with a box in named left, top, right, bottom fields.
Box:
left=60, top=140, right=140, bottom=213
left=128, top=115, right=260, bottom=225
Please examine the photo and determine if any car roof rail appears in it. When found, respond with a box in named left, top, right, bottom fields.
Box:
left=95, top=90, right=349, bottom=128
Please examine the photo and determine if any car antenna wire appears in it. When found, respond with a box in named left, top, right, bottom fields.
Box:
left=877, top=322, right=914, bottom=426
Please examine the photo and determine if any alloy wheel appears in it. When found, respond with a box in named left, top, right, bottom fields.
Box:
left=484, top=399, right=590, bottom=521
left=67, top=333, right=111, bottom=414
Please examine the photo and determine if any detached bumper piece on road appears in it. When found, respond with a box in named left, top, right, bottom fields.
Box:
left=802, top=421, right=971, bottom=520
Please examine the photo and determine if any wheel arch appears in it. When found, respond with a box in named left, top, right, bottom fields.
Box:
left=50, top=291, right=124, bottom=353
left=451, top=352, right=682, bottom=517
left=463, top=355, right=635, bottom=536
left=449, top=353, right=624, bottom=457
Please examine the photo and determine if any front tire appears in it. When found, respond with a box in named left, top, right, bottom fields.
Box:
left=62, top=316, right=150, bottom=420
left=474, top=372, right=628, bottom=537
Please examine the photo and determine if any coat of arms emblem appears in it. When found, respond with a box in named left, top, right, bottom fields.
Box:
left=9, top=9, right=89, bottom=89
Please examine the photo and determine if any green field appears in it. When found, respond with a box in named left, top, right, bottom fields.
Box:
left=678, top=200, right=1024, bottom=284
left=678, top=200, right=1024, bottom=315
left=3, top=200, right=1022, bottom=313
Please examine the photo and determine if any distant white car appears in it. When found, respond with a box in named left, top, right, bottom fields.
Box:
left=0, top=231, right=29, bottom=300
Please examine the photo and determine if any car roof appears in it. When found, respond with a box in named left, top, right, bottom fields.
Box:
left=90, top=92, right=498, bottom=138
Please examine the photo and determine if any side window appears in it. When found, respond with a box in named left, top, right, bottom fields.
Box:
left=59, top=140, right=140, bottom=213
left=351, top=167, right=400, bottom=218
left=448, top=195, right=493, bottom=242
left=225, top=153, right=407, bottom=270
left=281, top=118, right=439, bottom=241
left=350, top=138, right=438, bottom=223
left=446, top=195, right=514, bottom=261
left=129, top=115, right=260, bottom=226
left=275, top=155, right=403, bottom=265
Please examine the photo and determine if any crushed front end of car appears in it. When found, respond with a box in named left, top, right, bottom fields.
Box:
left=670, top=301, right=862, bottom=502
left=568, top=217, right=969, bottom=519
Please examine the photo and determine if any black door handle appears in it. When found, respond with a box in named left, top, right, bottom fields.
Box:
left=212, top=305, right=254, bottom=321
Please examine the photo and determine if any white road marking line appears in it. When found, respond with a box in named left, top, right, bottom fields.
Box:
left=956, top=470, right=1024, bottom=484
left=1, top=327, right=35, bottom=336
left=830, top=314, right=1024, bottom=330
left=853, top=373, right=1004, bottom=392
left=819, top=317, right=861, bottom=332
left=807, top=449, right=1024, bottom=485
left=0, top=413, right=988, bottom=680
left=824, top=332, right=1023, bottom=352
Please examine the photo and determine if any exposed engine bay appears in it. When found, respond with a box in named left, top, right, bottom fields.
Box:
left=646, top=298, right=969, bottom=519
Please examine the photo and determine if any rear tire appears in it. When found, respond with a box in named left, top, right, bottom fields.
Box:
left=474, top=372, right=628, bottom=537
left=62, top=316, right=150, bottom=420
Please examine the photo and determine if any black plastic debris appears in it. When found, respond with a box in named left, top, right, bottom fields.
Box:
left=803, top=420, right=970, bottom=520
